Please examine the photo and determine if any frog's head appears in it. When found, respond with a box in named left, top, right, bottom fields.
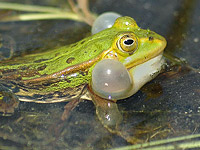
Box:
left=92, top=16, right=167, bottom=100
left=109, top=16, right=166, bottom=68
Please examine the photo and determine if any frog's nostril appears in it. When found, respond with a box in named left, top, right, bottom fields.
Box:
left=149, top=36, right=154, bottom=41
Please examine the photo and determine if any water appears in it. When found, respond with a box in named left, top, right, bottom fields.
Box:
left=0, top=0, right=200, bottom=149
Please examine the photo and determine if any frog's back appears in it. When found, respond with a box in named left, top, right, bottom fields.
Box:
left=0, top=28, right=117, bottom=78
left=0, top=28, right=118, bottom=103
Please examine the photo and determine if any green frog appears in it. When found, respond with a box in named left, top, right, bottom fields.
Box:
left=0, top=16, right=166, bottom=142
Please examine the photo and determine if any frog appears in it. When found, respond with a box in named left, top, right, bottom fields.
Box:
left=0, top=16, right=166, bottom=143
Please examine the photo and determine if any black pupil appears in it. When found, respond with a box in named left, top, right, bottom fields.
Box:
left=124, top=39, right=134, bottom=45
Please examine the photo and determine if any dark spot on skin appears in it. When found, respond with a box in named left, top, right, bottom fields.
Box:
left=34, top=59, right=49, bottom=63
left=52, top=91, right=63, bottom=98
left=70, top=94, right=76, bottom=97
left=76, top=87, right=82, bottom=91
left=66, top=79, right=71, bottom=83
left=46, top=94, right=53, bottom=99
left=41, top=73, right=47, bottom=77
left=37, top=65, right=47, bottom=71
left=2, top=69, right=17, bottom=74
left=149, top=36, right=154, bottom=41
left=19, top=66, right=29, bottom=70
left=66, top=57, right=75, bottom=64
left=16, top=76, right=22, bottom=81
left=81, top=40, right=85, bottom=45
left=79, top=71, right=85, bottom=76
left=84, top=70, right=89, bottom=75
left=42, top=82, right=51, bottom=86
left=33, top=94, right=44, bottom=98
left=71, top=43, right=77, bottom=48
left=84, top=51, right=87, bottom=54
left=94, top=50, right=97, bottom=53
left=21, top=88, right=29, bottom=93
left=55, top=53, right=60, bottom=57
left=66, top=94, right=72, bottom=98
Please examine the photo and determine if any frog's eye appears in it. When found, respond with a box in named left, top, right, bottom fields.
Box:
left=117, top=33, right=138, bottom=54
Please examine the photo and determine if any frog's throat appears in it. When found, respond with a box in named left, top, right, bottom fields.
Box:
left=23, top=49, right=111, bottom=83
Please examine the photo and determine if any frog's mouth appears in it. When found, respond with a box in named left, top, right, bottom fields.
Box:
left=125, top=37, right=167, bottom=70
left=127, top=52, right=164, bottom=71
left=128, top=53, right=165, bottom=74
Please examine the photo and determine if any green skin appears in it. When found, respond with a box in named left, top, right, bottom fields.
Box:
left=0, top=16, right=166, bottom=102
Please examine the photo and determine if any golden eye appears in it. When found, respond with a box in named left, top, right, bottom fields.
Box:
left=117, top=33, right=138, bottom=54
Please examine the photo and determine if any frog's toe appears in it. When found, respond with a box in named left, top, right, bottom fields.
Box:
left=0, top=85, right=19, bottom=116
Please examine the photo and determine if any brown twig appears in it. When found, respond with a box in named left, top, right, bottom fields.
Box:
left=68, top=0, right=95, bottom=26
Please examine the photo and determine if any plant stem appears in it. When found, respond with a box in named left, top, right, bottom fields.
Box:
left=111, top=134, right=200, bottom=150
left=0, top=2, right=67, bottom=13
left=0, top=13, right=82, bottom=22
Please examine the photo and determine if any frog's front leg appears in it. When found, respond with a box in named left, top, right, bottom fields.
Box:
left=91, top=92, right=122, bottom=128
left=0, top=84, right=19, bottom=116
left=90, top=92, right=142, bottom=144
left=61, top=99, right=82, bottom=121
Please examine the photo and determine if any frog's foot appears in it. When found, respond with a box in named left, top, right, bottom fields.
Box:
left=0, top=85, right=19, bottom=116
left=90, top=92, right=143, bottom=144
left=61, top=99, right=81, bottom=121
left=91, top=93, right=122, bottom=128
